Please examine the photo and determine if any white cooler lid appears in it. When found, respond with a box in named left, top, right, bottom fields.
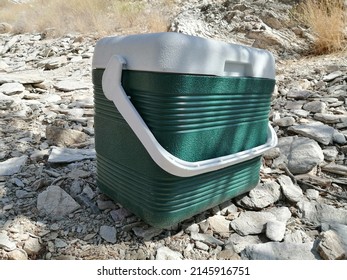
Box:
left=92, top=32, right=275, bottom=79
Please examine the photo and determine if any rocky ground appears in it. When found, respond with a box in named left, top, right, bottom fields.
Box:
left=0, top=0, right=347, bottom=260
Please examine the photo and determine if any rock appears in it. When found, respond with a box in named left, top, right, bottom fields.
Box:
left=195, top=241, right=209, bottom=251
left=322, top=147, right=339, bottom=161
left=132, top=227, right=163, bottom=241
left=242, top=242, right=320, bottom=260
left=0, top=233, right=16, bottom=251
left=225, top=233, right=264, bottom=254
left=7, top=249, right=28, bottom=260
left=99, top=225, right=117, bottom=243
left=156, top=246, right=183, bottom=260
left=306, top=189, right=320, bottom=200
left=0, top=82, right=25, bottom=95
left=207, top=215, right=230, bottom=237
left=277, top=175, right=304, bottom=203
left=38, top=56, right=68, bottom=70
left=321, top=163, right=347, bottom=176
left=0, top=71, right=45, bottom=84
left=266, top=220, right=286, bottom=241
left=190, top=232, right=224, bottom=246
left=0, top=155, right=27, bottom=176
left=302, top=101, right=326, bottom=113
left=288, top=122, right=335, bottom=145
left=235, top=181, right=281, bottom=210
left=284, top=230, right=312, bottom=243
left=275, top=136, right=324, bottom=174
left=54, top=80, right=90, bottom=92
left=217, top=249, right=241, bottom=260
left=323, top=71, right=343, bottom=82
left=23, top=237, right=42, bottom=255
left=314, top=113, right=344, bottom=124
left=46, top=126, right=89, bottom=147
left=297, top=201, right=347, bottom=226
left=286, top=90, right=311, bottom=100
left=332, top=131, right=346, bottom=145
left=263, top=147, right=281, bottom=160
left=230, top=211, right=276, bottom=236
left=110, top=208, right=133, bottom=222
left=0, top=92, right=16, bottom=109
left=317, top=230, right=346, bottom=260
left=48, top=147, right=96, bottom=163
left=266, top=207, right=292, bottom=223
left=97, top=199, right=116, bottom=210
left=37, top=185, right=80, bottom=220
left=55, top=238, right=68, bottom=248
left=273, top=116, right=295, bottom=127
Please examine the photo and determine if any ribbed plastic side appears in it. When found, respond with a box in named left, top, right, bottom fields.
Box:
left=93, top=69, right=268, bottom=227
left=97, top=153, right=261, bottom=227
left=121, top=70, right=275, bottom=161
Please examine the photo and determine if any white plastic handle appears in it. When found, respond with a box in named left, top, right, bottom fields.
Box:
left=102, top=55, right=278, bottom=177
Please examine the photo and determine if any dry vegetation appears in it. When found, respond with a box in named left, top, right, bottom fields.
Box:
left=295, top=0, right=347, bottom=54
left=0, top=0, right=173, bottom=37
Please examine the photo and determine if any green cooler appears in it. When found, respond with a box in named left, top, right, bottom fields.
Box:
left=92, top=32, right=277, bottom=228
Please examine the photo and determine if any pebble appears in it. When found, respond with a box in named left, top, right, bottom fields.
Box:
left=99, top=225, right=117, bottom=243
left=277, top=175, right=304, bottom=203
left=37, top=185, right=80, bottom=220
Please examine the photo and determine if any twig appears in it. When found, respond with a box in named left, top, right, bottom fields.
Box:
left=298, top=180, right=347, bottom=201
left=282, top=164, right=347, bottom=201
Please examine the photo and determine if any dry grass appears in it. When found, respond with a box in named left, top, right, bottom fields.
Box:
left=0, top=0, right=173, bottom=37
left=296, top=0, right=347, bottom=55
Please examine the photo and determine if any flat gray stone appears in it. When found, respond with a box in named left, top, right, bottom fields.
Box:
left=0, top=233, right=16, bottom=251
left=132, top=227, right=163, bottom=241
left=303, top=101, right=326, bottom=113
left=110, top=208, right=133, bottom=222
left=225, top=233, right=264, bottom=254
left=0, top=71, right=45, bottom=84
left=0, top=82, right=25, bottom=95
left=323, top=70, right=343, bottom=82
left=23, top=237, right=42, bottom=255
left=277, top=175, right=304, bottom=203
left=0, top=155, right=27, bottom=176
left=235, top=181, right=281, bottom=210
left=266, top=220, right=286, bottom=241
left=314, top=113, right=344, bottom=124
left=323, top=147, right=339, bottom=161
left=230, top=211, right=276, bottom=236
left=266, top=206, right=292, bottom=223
left=297, top=201, right=347, bottom=226
left=317, top=230, right=345, bottom=260
left=207, top=215, right=231, bottom=237
left=242, top=241, right=320, bottom=260
left=99, top=225, right=117, bottom=243
left=156, top=246, right=183, bottom=260
left=286, top=90, right=311, bottom=100
left=217, top=249, right=241, bottom=260
left=38, top=56, right=67, bottom=70
left=321, top=163, right=347, bottom=176
left=37, top=185, right=80, bottom=220
left=190, top=232, right=224, bottom=246
left=275, top=136, right=324, bottom=174
left=273, top=116, right=295, bottom=127
left=54, top=80, right=90, bottom=92
left=333, top=131, right=346, bottom=145
left=288, top=122, right=335, bottom=145
left=48, top=147, right=96, bottom=163
left=284, top=230, right=312, bottom=243
left=7, top=249, right=28, bottom=260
